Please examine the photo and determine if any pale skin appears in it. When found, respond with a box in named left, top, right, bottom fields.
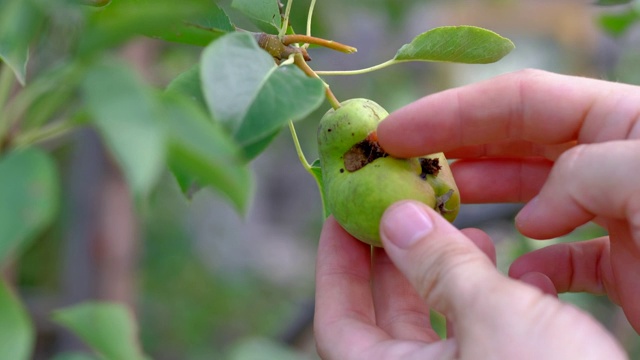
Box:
left=314, top=69, right=639, bottom=359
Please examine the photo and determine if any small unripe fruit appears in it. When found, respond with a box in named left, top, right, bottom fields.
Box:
left=318, top=98, right=460, bottom=246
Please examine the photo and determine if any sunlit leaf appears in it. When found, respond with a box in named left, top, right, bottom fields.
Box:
left=79, top=0, right=233, bottom=55
left=394, top=26, right=515, bottom=64
left=0, top=149, right=59, bottom=265
left=162, top=93, right=253, bottom=213
left=201, top=32, right=325, bottom=158
left=599, top=10, right=639, bottom=36
left=231, top=0, right=281, bottom=33
left=0, top=0, right=44, bottom=84
left=52, top=302, right=147, bottom=360
left=82, top=62, right=165, bottom=199
left=0, top=280, right=34, bottom=360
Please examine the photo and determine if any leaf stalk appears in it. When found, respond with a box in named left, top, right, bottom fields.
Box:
left=315, top=59, right=397, bottom=76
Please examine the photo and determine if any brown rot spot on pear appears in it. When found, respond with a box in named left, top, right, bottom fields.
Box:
left=419, top=157, right=441, bottom=179
left=344, top=131, right=388, bottom=172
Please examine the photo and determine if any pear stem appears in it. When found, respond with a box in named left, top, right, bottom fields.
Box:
left=288, top=121, right=311, bottom=172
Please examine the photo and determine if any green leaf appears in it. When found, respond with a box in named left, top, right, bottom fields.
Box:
left=599, top=10, right=640, bottom=36
left=228, top=337, right=304, bottom=360
left=165, top=65, right=278, bottom=161
left=0, top=149, right=59, bottom=265
left=394, top=26, right=515, bottom=64
left=79, top=0, right=233, bottom=55
left=52, top=302, right=147, bottom=360
left=242, top=129, right=280, bottom=161
left=201, top=32, right=325, bottom=157
left=51, top=352, right=98, bottom=360
left=0, top=280, right=34, bottom=360
left=595, top=0, right=634, bottom=5
left=231, top=0, right=281, bottom=33
left=82, top=62, right=165, bottom=199
left=162, top=93, right=253, bottom=213
left=0, top=0, right=44, bottom=84
left=165, top=65, right=207, bottom=112
left=310, top=159, right=330, bottom=219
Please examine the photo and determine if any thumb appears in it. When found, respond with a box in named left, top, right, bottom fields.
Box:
left=380, top=201, right=628, bottom=359
left=379, top=200, right=502, bottom=316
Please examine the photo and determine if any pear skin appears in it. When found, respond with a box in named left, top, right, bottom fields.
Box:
left=318, top=98, right=460, bottom=247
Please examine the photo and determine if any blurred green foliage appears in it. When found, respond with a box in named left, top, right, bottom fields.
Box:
left=6, top=0, right=640, bottom=359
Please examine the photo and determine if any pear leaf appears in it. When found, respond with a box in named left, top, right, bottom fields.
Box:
left=79, top=0, right=233, bottom=55
left=231, top=0, right=281, bottom=33
left=394, top=25, right=515, bottom=64
left=0, top=149, right=59, bottom=265
left=201, top=32, right=324, bottom=158
left=162, top=92, right=253, bottom=213
left=0, top=280, right=34, bottom=360
left=82, top=62, right=165, bottom=199
left=52, top=302, right=148, bottom=360
left=595, top=0, right=634, bottom=5
left=0, top=0, right=43, bottom=84
left=599, top=10, right=639, bottom=37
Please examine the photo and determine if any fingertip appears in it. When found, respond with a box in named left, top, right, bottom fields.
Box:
left=517, top=272, right=558, bottom=297
left=380, top=201, right=499, bottom=315
left=515, top=196, right=591, bottom=239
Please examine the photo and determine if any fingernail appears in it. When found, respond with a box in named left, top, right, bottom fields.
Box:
left=381, top=202, right=433, bottom=249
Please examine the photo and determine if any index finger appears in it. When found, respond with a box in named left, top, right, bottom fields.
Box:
left=313, top=217, right=388, bottom=357
left=377, top=69, right=640, bottom=158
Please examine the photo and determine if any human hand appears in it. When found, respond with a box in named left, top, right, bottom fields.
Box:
left=314, top=202, right=626, bottom=359
left=376, top=69, right=640, bottom=332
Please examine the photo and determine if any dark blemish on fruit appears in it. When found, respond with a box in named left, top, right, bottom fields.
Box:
left=343, top=131, right=388, bottom=172
left=351, top=133, right=355, bottom=136
left=435, top=189, right=454, bottom=214
left=419, top=157, right=441, bottom=179
left=339, top=168, right=344, bottom=173
left=327, top=128, right=332, bottom=132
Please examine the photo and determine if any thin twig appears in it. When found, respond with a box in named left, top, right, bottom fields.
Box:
left=283, top=34, right=357, bottom=54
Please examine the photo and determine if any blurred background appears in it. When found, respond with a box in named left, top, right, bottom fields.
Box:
left=18, top=0, right=640, bottom=358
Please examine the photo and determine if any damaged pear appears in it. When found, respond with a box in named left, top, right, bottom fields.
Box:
left=318, top=98, right=460, bottom=247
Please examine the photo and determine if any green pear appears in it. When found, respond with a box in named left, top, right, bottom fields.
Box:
left=318, top=98, right=460, bottom=247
